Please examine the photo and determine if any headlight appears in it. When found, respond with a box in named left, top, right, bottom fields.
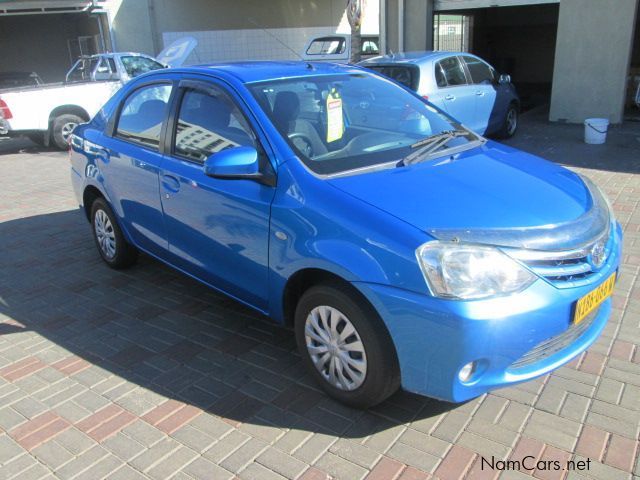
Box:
left=416, top=242, right=536, bottom=300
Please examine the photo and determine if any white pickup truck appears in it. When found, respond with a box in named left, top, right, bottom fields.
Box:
left=0, top=38, right=196, bottom=149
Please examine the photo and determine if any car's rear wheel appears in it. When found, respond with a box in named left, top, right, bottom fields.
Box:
left=90, top=198, right=138, bottom=269
left=51, top=114, right=82, bottom=150
left=498, top=103, right=518, bottom=139
left=294, top=283, right=400, bottom=408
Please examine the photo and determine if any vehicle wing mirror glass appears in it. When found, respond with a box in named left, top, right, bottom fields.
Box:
left=499, top=74, right=511, bottom=84
left=203, top=146, right=260, bottom=179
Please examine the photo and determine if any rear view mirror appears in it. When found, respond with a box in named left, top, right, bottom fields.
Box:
left=204, top=146, right=260, bottom=179
left=499, top=74, right=511, bottom=85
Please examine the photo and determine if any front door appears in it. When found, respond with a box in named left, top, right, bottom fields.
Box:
left=159, top=79, right=275, bottom=310
left=461, top=56, right=499, bottom=135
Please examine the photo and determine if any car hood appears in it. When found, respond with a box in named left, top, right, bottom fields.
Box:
left=328, top=142, right=606, bottom=250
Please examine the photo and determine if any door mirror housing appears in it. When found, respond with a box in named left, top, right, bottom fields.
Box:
left=204, top=146, right=268, bottom=182
left=499, top=74, right=511, bottom=85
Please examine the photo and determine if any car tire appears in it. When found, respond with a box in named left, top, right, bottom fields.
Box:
left=90, top=198, right=138, bottom=269
left=498, top=103, right=518, bottom=139
left=51, top=114, right=82, bottom=150
left=294, top=282, right=400, bottom=408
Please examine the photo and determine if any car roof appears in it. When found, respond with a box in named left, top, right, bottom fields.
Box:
left=174, top=61, right=366, bottom=84
left=359, top=51, right=467, bottom=66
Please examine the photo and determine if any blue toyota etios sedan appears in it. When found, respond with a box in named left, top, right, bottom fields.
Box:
left=70, top=62, right=621, bottom=408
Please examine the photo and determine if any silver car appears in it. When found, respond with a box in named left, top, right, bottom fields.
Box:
left=360, top=51, right=520, bottom=138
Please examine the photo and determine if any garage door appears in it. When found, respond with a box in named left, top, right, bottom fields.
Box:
left=0, top=1, right=97, bottom=14
left=436, top=0, right=558, bottom=10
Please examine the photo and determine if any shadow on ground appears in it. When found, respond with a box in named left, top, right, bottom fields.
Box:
left=0, top=209, right=460, bottom=437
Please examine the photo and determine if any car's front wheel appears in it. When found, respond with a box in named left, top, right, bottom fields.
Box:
left=90, top=198, right=138, bottom=269
left=295, top=283, right=400, bottom=408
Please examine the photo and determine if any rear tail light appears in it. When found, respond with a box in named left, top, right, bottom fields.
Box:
left=422, top=95, right=429, bottom=102
left=0, top=97, right=12, bottom=119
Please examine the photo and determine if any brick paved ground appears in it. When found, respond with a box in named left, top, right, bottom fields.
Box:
left=0, top=115, right=639, bottom=480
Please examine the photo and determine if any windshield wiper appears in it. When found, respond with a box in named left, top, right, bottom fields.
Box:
left=398, top=129, right=471, bottom=167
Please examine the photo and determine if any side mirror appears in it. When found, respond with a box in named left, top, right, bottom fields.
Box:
left=204, top=146, right=260, bottom=179
left=499, top=74, right=511, bottom=85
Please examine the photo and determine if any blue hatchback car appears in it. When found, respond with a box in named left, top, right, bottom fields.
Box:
left=70, top=62, right=621, bottom=408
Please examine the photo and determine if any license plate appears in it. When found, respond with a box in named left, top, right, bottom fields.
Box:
left=573, top=273, right=616, bottom=325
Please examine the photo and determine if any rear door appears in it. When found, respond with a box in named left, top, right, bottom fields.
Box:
left=429, top=56, right=476, bottom=130
left=460, top=55, right=498, bottom=135
left=100, top=81, right=173, bottom=256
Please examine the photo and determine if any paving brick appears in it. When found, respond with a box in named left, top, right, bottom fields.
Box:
left=574, top=425, right=609, bottom=461
left=54, top=427, right=96, bottom=456
left=73, top=453, right=123, bottom=480
left=129, top=437, right=180, bottom=472
left=0, top=434, right=26, bottom=464
left=1, top=453, right=39, bottom=479
left=102, top=431, right=146, bottom=461
left=364, top=456, right=405, bottom=480
left=396, top=465, right=431, bottom=480
left=146, top=445, right=198, bottom=480
left=0, top=356, right=47, bottom=382
left=220, top=437, right=269, bottom=473
left=398, top=428, right=450, bottom=457
left=604, top=434, right=638, bottom=472
left=55, top=444, right=110, bottom=480
left=106, top=465, right=150, bottom=480
left=315, top=451, right=369, bottom=480
left=154, top=404, right=201, bottom=434
left=9, top=411, right=71, bottom=451
left=533, top=445, right=571, bottom=480
left=387, top=442, right=439, bottom=473
left=578, top=351, right=607, bottom=375
left=238, top=462, right=287, bottom=480
left=434, top=445, right=476, bottom=480
left=256, top=446, right=309, bottom=479
left=51, top=356, right=91, bottom=376
left=523, top=411, right=581, bottom=451
left=183, top=456, right=235, bottom=480
left=203, top=429, right=250, bottom=463
left=121, top=419, right=165, bottom=448
left=31, top=439, right=74, bottom=470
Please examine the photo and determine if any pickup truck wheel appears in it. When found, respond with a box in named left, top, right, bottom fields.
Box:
left=52, top=114, right=82, bottom=150
left=295, top=283, right=400, bottom=408
left=91, top=198, right=138, bottom=269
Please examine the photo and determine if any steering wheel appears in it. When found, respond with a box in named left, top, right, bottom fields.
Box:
left=288, top=132, right=314, bottom=157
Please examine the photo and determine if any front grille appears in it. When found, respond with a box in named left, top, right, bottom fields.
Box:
left=505, top=226, right=613, bottom=289
left=509, top=307, right=600, bottom=370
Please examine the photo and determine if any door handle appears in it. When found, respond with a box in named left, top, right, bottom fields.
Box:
left=161, top=174, right=180, bottom=193
left=445, top=94, right=455, bottom=101
left=475, top=91, right=485, bottom=96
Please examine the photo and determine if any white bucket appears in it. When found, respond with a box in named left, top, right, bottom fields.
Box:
left=584, top=118, right=609, bottom=144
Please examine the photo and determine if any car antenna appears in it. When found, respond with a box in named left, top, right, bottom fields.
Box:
left=247, top=18, right=305, bottom=63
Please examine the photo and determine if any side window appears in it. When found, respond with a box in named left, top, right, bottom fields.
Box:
left=437, top=57, right=467, bottom=86
left=115, top=84, right=172, bottom=149
left=121, top=56, right=166, bottom=78
left=462, top=56, right=495, bottom=84
left=173, top=88, right=257, bottom=164
left=435, top=63, right=447, bottom=88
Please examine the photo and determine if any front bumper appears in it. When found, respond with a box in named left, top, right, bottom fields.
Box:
left=355, top=223, right=622, bottom=403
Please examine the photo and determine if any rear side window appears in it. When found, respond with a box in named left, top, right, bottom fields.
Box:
left=436, top=57, right=467, bottom=87
left=306, top=37, right=346, bottom=55
left=115, top=84, right=172, bottom=149
left=173, top=88, right=256, bottom=163
left=368, top=66, right=419, bottom=91
left=462, top=56, right=495, bottom=84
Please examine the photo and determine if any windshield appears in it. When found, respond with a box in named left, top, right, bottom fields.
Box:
left=249, top=73, right=479, bottom=175
left=120, top=56, right=165, bottom=78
